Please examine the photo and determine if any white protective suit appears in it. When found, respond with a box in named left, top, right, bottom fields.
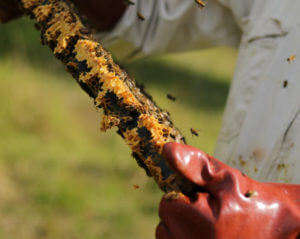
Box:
left=101, top=0, right=300, bottom=184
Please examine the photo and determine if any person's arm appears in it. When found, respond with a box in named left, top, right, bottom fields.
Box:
left=69, top=0, right=127, bottom=32
left=214, top=0, right=300, bottom=184
left=0, top=0, right=127, bottom=32
left=0, top=0, right=22, bottom=23
left=157, top=142, right=300, bottom=239
left=0, top=0, right=243, bottom=56
left=101, top=0, right=242, bottom=55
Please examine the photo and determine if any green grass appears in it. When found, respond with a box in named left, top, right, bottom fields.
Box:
left=0, top=18, right=237, bottom=239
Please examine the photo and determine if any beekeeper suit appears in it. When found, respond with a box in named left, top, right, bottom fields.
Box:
left=102, top=0, right=300, bottom=184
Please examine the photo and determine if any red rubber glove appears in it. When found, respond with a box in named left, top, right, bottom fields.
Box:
left=156, top=143, right=300, bottom=239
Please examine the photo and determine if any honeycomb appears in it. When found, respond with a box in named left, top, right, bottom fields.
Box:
left=18, top=0, right=194, bottom=194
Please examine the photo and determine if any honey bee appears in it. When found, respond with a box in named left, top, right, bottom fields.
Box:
left=195, top=0, right=206, bottom=8
left=137, top=12, right=145, bottom=21
left=124, top=0, right=135, bottom=5
left=166, top=94, right=176, bottom=101
left=283, top=80, right=288, bottom=88
left=190, top=128, right=201, bottom=137
left=133, top=184, right=140, bottom=189
left=287, top=55, right=296, bottom=63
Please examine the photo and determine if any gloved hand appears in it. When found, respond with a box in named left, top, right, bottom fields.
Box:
left=0, top=0, right=126, bottom=31
left=156, top=142, right=300, bottom=239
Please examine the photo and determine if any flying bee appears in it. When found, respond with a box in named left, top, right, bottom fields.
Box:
left=283, top=80, right=288, bottom=88
left=133, top=184, right=140, bottom=189
left=124, top=0, right=135, bottom=5
left=287, top=55, right=296, bottom=63
left=137, top=12, right=145, bottom=21
left=195, top=0, right=206, bottom=8
left=190, top=128, right=201, bottom=137
left=167, top=94, right=176, bottom=101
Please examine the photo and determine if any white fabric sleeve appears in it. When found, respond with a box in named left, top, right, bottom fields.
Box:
left=214, top=0, right=300, bottom=184
left=99, top=0, right=241, bottom=55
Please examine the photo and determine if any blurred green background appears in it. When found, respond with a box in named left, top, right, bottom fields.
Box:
left=0, top=17, right=236, bottom=239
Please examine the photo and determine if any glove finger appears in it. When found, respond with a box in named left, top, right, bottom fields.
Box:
left=163, top=142, right=228, bottom=188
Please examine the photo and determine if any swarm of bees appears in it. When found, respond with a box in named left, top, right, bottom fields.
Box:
left=195, top=0, right=206, bottom=8
left=287, top=55, right=296, bottom=63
